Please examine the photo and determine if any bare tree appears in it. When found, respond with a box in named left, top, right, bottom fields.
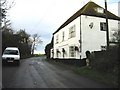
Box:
left=31, top=34, right=43, bottom=55
left=0, top=0, right=15, bottom=29
left=2, top=0, right=15, bottom=10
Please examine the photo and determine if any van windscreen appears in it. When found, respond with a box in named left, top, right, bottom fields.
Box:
left=3, top=50, right=19, bottom=55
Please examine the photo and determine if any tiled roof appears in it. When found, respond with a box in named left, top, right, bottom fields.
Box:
left=53, top=1, right=120, bottom=34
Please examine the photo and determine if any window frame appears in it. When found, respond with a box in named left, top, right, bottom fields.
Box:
left=69, top=46, right=76, bottom=57
left=69, top=25, right=76, bottom=38
left=100, top=22, right=106, bottom=31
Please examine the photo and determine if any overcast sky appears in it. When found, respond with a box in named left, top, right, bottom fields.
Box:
left=7, top=0, right=120, bottom=54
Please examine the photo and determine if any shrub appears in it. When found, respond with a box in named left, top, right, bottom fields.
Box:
left=90, top=46, right=118, bottom=73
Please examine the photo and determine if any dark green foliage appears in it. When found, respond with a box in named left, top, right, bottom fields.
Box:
left=90, top=46, right=119, bottom=72
left=45, top=37, right=53, bottom=59
left=45, top=43, right=52, bottom=59
left=90, top=46, right=119, bottom=87
left=2, top=29, right=32, bottom=59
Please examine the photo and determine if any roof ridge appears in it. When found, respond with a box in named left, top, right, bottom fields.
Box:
left=81, top=1, right=90, bottom=14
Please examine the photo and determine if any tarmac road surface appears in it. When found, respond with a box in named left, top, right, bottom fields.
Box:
left=2, top=56, right=110, bottom=88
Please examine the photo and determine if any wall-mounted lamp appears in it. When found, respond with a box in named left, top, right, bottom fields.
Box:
left=89, top=22, right=94, bottom=29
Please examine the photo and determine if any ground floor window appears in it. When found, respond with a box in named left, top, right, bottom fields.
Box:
left=69, top=46, right=75, bottom=57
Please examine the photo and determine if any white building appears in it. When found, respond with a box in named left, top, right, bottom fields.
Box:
left=51, top=1, right=120, bottom=59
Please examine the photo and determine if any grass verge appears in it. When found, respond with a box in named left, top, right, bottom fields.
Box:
left=72, top=66, right=118, bottom=88
left=45, top=59, right=118, bottom=88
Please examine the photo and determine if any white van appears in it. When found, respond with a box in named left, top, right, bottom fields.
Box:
left=2, top=47, right=20, bottom=65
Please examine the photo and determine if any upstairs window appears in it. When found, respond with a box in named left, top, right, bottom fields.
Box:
left=69, top=25, right=76, bottom=38
left=56, top=35, right=59, bottom=44
left=100, top=22, right=106, bottom=31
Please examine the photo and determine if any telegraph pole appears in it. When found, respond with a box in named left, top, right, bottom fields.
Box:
left=105, top=0, right=109, bottom=50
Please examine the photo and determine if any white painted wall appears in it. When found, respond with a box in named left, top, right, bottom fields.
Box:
left=81, top=15, right=106, bottom=58
left=53, top=17, right=80, bottom=59
left=81, top=15, right=118, bottom=58
left=53, top=15, right=119, bottom=59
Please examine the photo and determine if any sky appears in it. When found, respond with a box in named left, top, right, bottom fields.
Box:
left=7, top=0, right=120, bottom=54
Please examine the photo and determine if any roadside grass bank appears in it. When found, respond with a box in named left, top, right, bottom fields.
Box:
left=45, top=58, right=118, bottom=88
left=71, top=66, right=118, bottom=88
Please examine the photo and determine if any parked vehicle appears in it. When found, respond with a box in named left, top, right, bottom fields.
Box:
left=2, top=47, right=20, bottom=65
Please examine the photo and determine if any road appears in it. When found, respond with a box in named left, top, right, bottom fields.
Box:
left=2, top=56, right=109, bottom=88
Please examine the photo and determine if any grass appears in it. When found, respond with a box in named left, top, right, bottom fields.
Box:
left=33, top=54, right=46, bottom=57
left=45, top=59, right=118, bottom=88
left=72, top=66, right=118, bottom=88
